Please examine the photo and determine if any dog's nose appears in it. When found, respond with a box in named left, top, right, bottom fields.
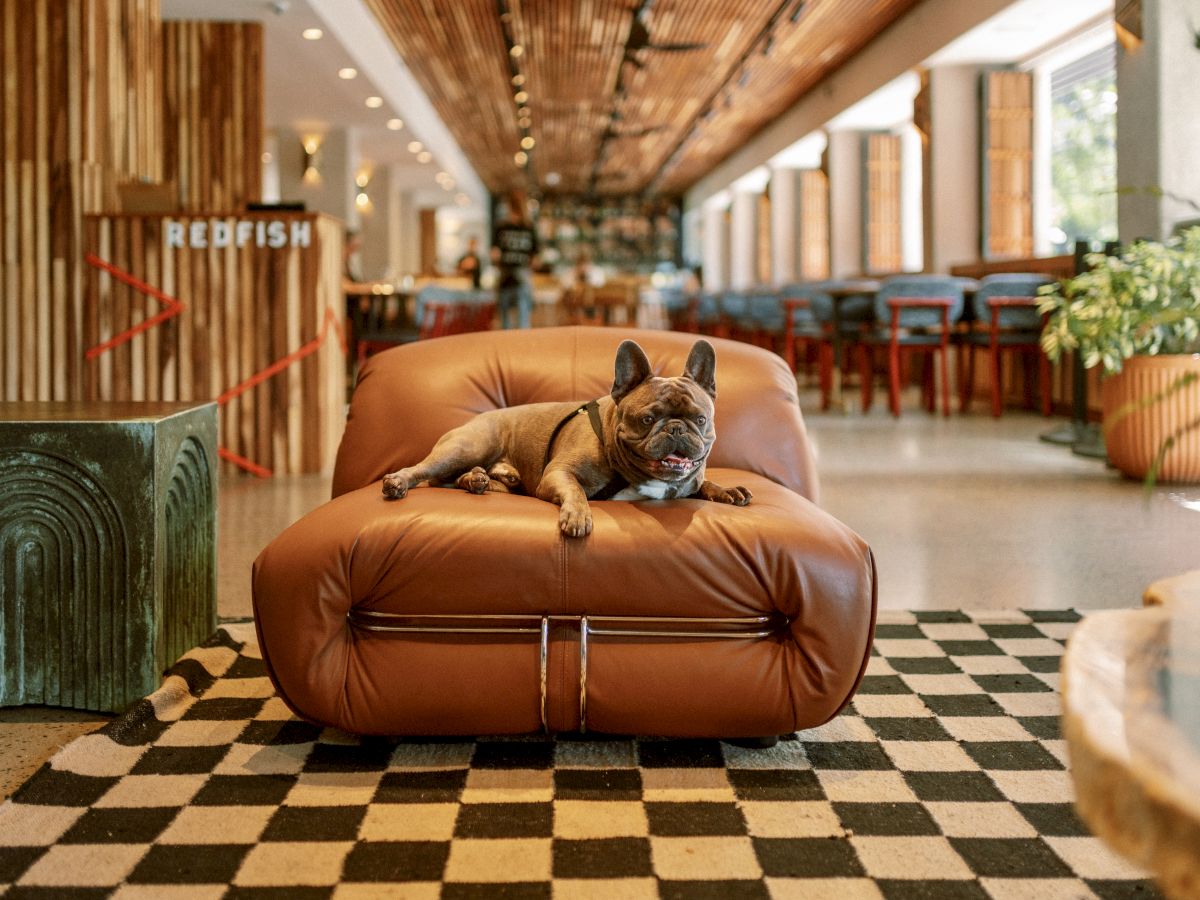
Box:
left=667, top=421, right=685, bottom=436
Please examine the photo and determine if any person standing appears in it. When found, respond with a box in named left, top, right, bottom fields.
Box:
left=491, top=192, right=539, bottom=329
left=457, top=236, right=483, bottom=289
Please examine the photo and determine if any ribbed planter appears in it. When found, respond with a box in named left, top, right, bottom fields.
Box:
left=1101, top=354, right=1200, bottom=482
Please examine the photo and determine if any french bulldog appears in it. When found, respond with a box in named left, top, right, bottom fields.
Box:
left=381, top=339, right=752, bottom=537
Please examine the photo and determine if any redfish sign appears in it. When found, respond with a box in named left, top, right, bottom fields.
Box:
left=165, top=218, right=313, bottom=250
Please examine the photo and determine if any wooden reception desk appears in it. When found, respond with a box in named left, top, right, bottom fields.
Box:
left=83, top=212, right=345, bottom=476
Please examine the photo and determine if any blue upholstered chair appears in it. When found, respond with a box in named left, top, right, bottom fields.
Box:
left=959, top=273, right=1053, bottom=417
left=859, top=275, right=966, bottom=417
left=658, top=287, right=698, bottom=333
left=694, top=291, right=725, bottom=337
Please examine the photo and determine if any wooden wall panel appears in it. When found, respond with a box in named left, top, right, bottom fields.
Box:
left=2, top=0, right=161, bottom=404
left=83, top=214, right=345, bottom=475
left=162, top=21, right=263, bottom=212
left=983, top=69, right=1034, bottom=259
left=864, top=132, right=902, bottom=275
left=798, top=169, right=830, bottom=281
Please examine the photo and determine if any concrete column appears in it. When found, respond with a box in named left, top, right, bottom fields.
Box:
left=729, top=189, right=759, bottom=290
left=769, top=167, right=799, bottom=285
left=358, top=166, right=396, bottom=281
left=826, top=129, right=863, bottom=278
left=681, top=207, right=703, bottom=270
left=276, top=127, right=360, bottom=228
left=1031, top=66, right=1054, bottom=255
left=923, top=65, right=982, bottom=273
left=899, top=125, right=924, bottom=272
left=1117, top=0, right=1200, bottom=240
left=701, top=197, right=730, bottom=292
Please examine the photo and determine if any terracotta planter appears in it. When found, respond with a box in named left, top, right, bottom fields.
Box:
left=1101, top=354, right=1200, bottom=482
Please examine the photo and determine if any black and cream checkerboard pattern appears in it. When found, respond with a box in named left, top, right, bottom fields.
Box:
left=0, top=611, right=1162, bottom=899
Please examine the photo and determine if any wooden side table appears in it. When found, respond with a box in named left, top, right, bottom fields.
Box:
left=0, top=402, right=218, bottom=712
left=1062, top=572, right=1200, bottom=898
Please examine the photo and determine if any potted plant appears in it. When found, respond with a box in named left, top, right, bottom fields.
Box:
left=1038, top=227, right=1200, bottom=483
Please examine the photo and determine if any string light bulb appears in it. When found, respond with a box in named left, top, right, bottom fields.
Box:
left=514, top=151, right=528, bottom=166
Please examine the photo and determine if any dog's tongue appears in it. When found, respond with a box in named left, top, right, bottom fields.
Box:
left=661, top=454, right=691, bottom=466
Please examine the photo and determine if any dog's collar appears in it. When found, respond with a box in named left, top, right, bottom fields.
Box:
left=544, top=401, right=629, bottom=501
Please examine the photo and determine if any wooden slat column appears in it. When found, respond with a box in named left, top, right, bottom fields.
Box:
left=797, top=169, right=830, bottom=281
left=162, top=21, right=263, bottom=212
left=983, top=69, right=1034, bottom=259
left=864, top=133, right=902, bottom=274
left=1, top=0, right=161, bottom=405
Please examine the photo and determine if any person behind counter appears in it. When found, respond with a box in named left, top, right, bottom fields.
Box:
left=457, top=236, right=483, bottom=289
left=491, top=192, right=539, bottom=329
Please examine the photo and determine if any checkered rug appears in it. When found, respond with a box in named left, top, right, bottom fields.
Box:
left=0, top=611, right=1163, bottom=899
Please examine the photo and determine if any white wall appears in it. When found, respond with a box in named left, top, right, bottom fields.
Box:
left=276, top=127, right=359, bottom=227
left=1117, top=0, right=1200, bottom=239
left=924, top=65, right=982, bottom=272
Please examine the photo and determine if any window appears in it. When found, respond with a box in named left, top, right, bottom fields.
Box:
left=1047, top=42, right=1118, bottom=252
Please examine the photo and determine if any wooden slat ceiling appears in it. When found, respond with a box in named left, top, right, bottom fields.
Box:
left=364, top=0, right=924, bottom=197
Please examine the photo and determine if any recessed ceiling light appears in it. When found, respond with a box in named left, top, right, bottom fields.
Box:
left=514, top=151, right=528, bottom=166
left=302, top=28, right=323, bottom=40
left=386, top=118, right=404, bottom=131
left=338, top=67, right=357, bottom=80
left=408, top=141, right=423, bottom=153
left=365, top=96, right=383, bottom=108
left=509, top=45, right=524, bottom=58
left=514, top=91, right=529, bottom=104
left=417, top=150, right=432, bottom=163
left=520, top=136, right=535, bottom=149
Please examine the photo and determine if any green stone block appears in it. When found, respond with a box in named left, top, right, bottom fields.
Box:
left=0, top=402, right=218, bottom=712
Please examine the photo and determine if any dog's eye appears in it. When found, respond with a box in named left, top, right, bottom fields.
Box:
left=641, top=414, right=655, bottom=425
left=697, top=416, right=707, bottom=426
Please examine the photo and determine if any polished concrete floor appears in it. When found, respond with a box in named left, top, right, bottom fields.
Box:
left=3, top=393, right=1198, bottom=798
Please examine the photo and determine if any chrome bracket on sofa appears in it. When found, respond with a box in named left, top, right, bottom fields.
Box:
left=346, top=610, right=785, bottom=734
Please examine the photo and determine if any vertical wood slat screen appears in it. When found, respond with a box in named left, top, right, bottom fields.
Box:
left=983, top=69, right=1034, bottom=259
left=797, top=169, right=830, bottom=281
left=83, top=215, right=345, bottom=475
left=756, top=191, right=772, bottom=285
left=162, top=21, right=263, bottom=212
left=1, top=0, right=161, bottom=405
left=863, top=133, right=902, bottom=274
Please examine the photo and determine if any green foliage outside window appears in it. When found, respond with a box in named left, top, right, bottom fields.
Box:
left=1049, top=73, right=1118, bottom=252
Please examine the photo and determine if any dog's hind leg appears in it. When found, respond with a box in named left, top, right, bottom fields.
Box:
left=382, top=426, right=500, bottom=500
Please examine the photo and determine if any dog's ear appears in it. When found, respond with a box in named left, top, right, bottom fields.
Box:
left=683, top=340, right=717, bottom=398
left=612, top=340, right=654, bottom=403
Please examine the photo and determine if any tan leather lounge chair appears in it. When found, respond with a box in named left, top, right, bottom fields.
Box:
left=252, top=327, right=877, bottom=738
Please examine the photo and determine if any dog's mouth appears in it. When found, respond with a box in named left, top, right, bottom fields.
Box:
left=651, top=453, right=698, bottom=476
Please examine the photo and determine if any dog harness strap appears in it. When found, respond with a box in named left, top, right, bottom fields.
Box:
left=543, top=401, right=629, bottom=500
left=584, top=400, right=630, bottom=501
left=543, top=404, right=589, bottom=473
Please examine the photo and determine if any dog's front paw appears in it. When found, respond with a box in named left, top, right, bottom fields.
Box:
left=701, top=482, right=753, bottom=506
left=457, top=466, right=491, bottom=495
left=719, top=486, right=753, bottom=506
left=558, top=502, right=593, bottom=538
left=382, top=471, right=411, bottom=500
